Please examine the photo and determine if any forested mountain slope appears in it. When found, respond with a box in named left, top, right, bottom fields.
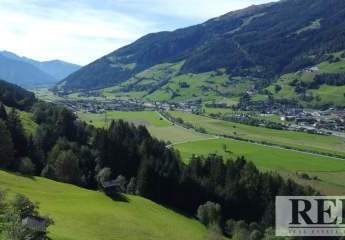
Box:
left=59, top=0, right=345, bottom=104
left=0, top=79, right=36, bottom=110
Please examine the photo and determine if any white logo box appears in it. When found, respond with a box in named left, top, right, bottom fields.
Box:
left=276, top=196, right=345, bottom=236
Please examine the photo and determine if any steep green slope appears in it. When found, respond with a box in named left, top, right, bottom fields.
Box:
left=0, top=170, right=207, bottom=240
left=59, top=0, right=345, bottom=104
left=264, top=52, right=345, bottom=108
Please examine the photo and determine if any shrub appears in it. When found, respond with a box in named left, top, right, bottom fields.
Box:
left=19, top=158, right=35, bottom=175
left=197, top=201, right=222, bottom=226
left=96, top=168, right=112, bottom=187
left=114, top=175, right=127, bottom=193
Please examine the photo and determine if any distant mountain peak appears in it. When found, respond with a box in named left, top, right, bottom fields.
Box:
left=0, top=51, right=81, bottom=88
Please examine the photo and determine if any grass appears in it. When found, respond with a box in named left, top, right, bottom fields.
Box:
left=100, top=63, right=251, bottom=102
left=33, top=88, right=63, bottom=102
left=174, top=138, right=345, bottom=194
left=203, top=107, right=284, bottom=123
left=317, top=59, right=345, bottom=73
left=77, top=111, right=170, bottom=128
left=0, top=170, right=207, bottom=240
left=77, top=111, right=209, bottom=143
left=308, top=85, right=345, bottom=107
left=174, top=138, right=345, bottom=172
left=156, top=73, right=252, bottom=102
left=4, top=106, right=38, bottom=136
left=296, top=19, right=321, bottom=34
left=263, top=57, right=345, bottom=107
left=19, top=111, right=38, bottom=136
left=169, top=111, right=345, bottom=157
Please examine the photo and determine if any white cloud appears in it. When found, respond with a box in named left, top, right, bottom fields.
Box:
left=116, top=0, right=276, bottom=20
left=0, top=0, right=278, bottom=65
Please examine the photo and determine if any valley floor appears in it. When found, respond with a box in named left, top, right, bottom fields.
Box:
left=76, top=109, right=345, bottom=195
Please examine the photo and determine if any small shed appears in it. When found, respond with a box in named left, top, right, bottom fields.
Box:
left=22, top=216, right=48, bottom=232
left=102, top=180, right=118, bottom=189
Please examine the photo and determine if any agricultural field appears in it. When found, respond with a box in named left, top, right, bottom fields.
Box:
left=0, top=170, right=207, bottom=240
left=173, top=138, right=345, bottom=194
left=77, top=111, right=209, bottom=143
left=33, top=88, right=63, bottom=102
left=203, top=107, right=284, bottom=123
left=169, top=111, right=345, bottom=157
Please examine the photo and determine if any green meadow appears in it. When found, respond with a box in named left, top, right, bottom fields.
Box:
left=0, top=170, right=207, bottom=240
left=174, top=138, right=345, bottom=172
left=174, top=138, right=345, bottom=194
left=77, top=111, right=209, bottom=143
left=264, top=54, right=345, bottom=107
left=169, top=111, right=345, bottom=157
left=78, top=111, right=170, bottom=127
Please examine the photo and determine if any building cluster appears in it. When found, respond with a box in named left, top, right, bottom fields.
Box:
left=281, top=109, right=345, bottom=135
left=55, top=98, right=201, bottom=113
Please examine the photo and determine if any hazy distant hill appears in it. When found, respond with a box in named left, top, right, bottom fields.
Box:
left=0, top=54, right=57, bottom=88
left=0, top=79, right=36, bottom=110
left=0, top=51, right=81, bottom=88
left=59, top=0, right=345, bottom=106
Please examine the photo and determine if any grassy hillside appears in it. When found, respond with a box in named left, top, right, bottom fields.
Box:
left=264, top=53, right=345, bottom=108
left=169, top=111, right=345, bottom=157
left=99, top=63, right=253, bottom=102
left=0, top=170, right=207, bottom=240
left=77, top=111, right=209, bottom=143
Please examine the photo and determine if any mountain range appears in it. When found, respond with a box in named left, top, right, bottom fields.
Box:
left=0, top=51, right=81, bottom=88
left=57, top=0, right=345, bottom=107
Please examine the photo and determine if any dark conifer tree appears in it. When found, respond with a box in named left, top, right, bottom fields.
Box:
left=6, top=108, right=28, bottom=160
left=0, top=102, right=7, bottom=120
left=0, top=120, right=14, bottom=169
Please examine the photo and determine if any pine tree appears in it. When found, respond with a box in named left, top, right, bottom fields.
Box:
left=126, top=177, right=137, bottom=195
left=0, top=102, right=7, bottom=120
left=0, top=120, right=14, bottom=169
left=6, top=109, right=28, bottom=158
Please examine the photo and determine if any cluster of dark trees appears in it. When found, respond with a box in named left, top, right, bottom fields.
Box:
left=314, top=73, right=345, bottom=87
left=220, top=114, right=286, bottom=130
left=0, top=104, right=29, bottom=171
left=290, top=73, right=345, bottom=95
left=0, top=80, right=36, bottom=110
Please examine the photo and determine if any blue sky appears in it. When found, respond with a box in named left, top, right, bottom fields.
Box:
left=0, top=0, right=277, bottom=65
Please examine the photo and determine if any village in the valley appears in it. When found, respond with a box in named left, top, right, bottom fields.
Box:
left=52, top=92, right=345, bottom=139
